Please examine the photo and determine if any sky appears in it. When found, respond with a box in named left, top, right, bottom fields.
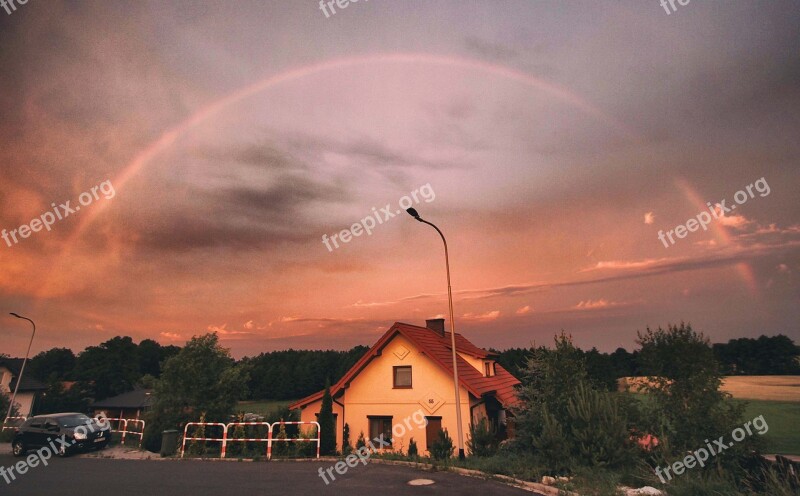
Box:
left=0, top=0, right=798, bottom=358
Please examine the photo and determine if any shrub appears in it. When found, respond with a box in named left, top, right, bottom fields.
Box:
left=565, top=383, right=636, bottom=469
left=467, top=416, right=498, bottom=457
left=227, top=413, right=246, bottom=457
left=430, top=428, right=455, bottom=461
left=273, top=420, right=289, bottom=457
left=342, top=423, right=352, bottom=455
left=408, top=437, right=418, bottom=458
left=356, top=431, right=366, bottom=450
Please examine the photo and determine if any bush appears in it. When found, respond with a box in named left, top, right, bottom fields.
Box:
left=408, top=437, right=418, bottom=458
left=467, top=416, right=498, bottom=457
left=227, top=413, right=246, bottom=457
left=430, top=428, right=455, bottom=461
left=342, top=423, right=352, bottom=455
left=356, top=431, right=366, bottom=450
left=565, top=383, right=636, bottom=469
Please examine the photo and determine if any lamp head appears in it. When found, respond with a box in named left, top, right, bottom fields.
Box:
left=406, top=207, right=421, bottom=220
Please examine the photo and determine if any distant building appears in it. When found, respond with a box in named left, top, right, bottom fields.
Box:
left=0, top=357, right=47, bottom=417
left=290, top=319, right=520, bottom=454
left=91, top=389, right=154, bottom=419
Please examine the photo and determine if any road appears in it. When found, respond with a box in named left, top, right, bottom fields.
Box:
left=0, top=453, right=539, bottom=495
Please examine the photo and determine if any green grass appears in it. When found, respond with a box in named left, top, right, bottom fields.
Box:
left=235, top=400, right=294, bottom=417
left=736, top=399, right=800, bottom=455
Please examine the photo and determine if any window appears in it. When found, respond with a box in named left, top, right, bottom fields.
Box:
left=393, top=366, right=412, bottom=388
left=368, top=416, right=393, bottom=447
left=484, top=361, right=496, bottom=377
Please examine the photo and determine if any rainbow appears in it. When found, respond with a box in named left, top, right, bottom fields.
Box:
left=674, top=177, right=759, bottom=295
left=38, top=52, right=638, bottom=298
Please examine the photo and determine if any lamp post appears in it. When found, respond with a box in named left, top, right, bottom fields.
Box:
left=4, top=313, right=36, bottom=426
left=405, top=208, right=465, bottom=460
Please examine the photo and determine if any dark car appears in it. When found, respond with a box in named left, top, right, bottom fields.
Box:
left=12, top=413, right=111, bottom=457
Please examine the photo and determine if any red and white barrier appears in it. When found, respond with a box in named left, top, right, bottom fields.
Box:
left=1, top=416, right=27, bottom=431
left=123, top=419, right=146, bottom=447
left=223, top=421, right=272, bottom=458
left=180, top=422, right=229, bottom=458
left=175, top=419, right=321, bottom=460
left=267, top=421, right=320, bottom=460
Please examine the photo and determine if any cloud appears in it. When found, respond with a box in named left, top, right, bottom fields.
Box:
left=584, top=259, right=667, bottom=271
left=716, top=210, right=751, bottom=229
left=644, top=212, right=655, bottom=224
left=160, top=332, right=182, bottom=341
left=461, top=310, right=500, bottom=322
left=574, top=299, right=614, bottom=310
left=206, top=323, right=252, bottom=336
left=515, top=305, right=532, bottom=315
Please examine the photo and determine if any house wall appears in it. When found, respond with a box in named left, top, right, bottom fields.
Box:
left=298, top=334, right=473, bottom=455
left=457, top=352, right=486, bottom=377
left=0, top=367, right=36, bottom=417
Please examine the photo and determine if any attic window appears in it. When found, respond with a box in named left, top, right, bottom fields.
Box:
left=484, top=361, right=496, bottom=377
left=393, top=366, right=412, bottom=388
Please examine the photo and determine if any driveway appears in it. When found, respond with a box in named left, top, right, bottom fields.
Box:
left=0, top=447, right=540, bottom=495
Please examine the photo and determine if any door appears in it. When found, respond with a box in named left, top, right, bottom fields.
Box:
left=25, top=417, right=47, bottom=448
left=425, top=417, right=442, bottom=454
left=43, top=418, right=61, bottom=448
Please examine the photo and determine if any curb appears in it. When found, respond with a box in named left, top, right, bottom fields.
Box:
left=366, top=458, right=578, bottom=496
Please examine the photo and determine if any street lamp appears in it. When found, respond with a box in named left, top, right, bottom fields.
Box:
left=405, top=208, right=465, bottom=460
left=4, top=313, right=36, bottom=426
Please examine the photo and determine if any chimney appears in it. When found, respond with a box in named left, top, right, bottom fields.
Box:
left=426, top=318, right=445, bottom=337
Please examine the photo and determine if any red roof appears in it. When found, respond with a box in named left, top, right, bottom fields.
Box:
left=289, top=322, right=521, bottom=410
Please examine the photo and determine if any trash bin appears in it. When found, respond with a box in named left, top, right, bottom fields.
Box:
left=160, top=429, right=179, bottom=457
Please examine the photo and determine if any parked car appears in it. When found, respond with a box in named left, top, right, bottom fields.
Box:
left=11, top=413, right=111, bottom=457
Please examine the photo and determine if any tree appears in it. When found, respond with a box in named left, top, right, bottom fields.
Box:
left=637, top=323, right=746, bottom=455
left=29, top=348, right=76, bottom=382
left=74, top=336, right=139, bottom=399
left=137, top=339, right=179, bottom=377
left=142, top=333, right=248, bottom=452
left=318, top=381, right=336, bottom=455
left=714, top=335, right=800, bottom=375
left=513, top=332, right=590, bottom=451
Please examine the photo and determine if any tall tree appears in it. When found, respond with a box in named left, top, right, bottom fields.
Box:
left=318, top=381, right=336, bottom=455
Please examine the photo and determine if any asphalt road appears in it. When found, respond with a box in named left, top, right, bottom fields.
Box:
left=0, top=454, right=538, bottom=495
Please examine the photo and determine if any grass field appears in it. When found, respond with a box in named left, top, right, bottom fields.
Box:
left=720, top=376, right=800, bottom=454
left=623, top=375, right=800, bottom=455
left=736, top=399, right=800, bottom=455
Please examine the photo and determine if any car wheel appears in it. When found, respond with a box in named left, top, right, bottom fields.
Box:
left=95, top=442, right=108, bottom=450
left=12, top=440, right=26, bottom=457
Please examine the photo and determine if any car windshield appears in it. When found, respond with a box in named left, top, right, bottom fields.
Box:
left=58, top=414, right=92, bottom=427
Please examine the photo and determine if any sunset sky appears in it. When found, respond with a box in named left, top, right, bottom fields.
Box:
left=1, top=0, right=798, bottom=358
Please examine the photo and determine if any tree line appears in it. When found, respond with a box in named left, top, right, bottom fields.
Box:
left=15, top=331, right=799, bottom=414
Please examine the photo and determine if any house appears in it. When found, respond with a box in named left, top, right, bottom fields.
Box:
left=289, top=319, right=521, bottom=455
left=0, top=357, right=47, bottom=417
left=91, top=388, right=154, bottom=419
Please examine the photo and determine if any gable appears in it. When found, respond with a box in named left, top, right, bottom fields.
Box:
left=289, top=321, right=521, bottom=410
